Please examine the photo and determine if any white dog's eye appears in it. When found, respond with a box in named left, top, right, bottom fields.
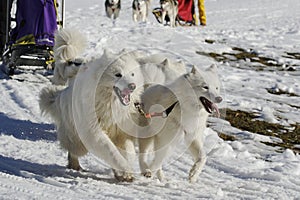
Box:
left=115, top=73, right=122, bottom=78
left=131, top=73, right=134, bottom=77
left=203, top=86, right=209, bottom=90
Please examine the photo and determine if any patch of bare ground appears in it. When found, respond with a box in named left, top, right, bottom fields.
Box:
left=196, top=47, right=298, bottom=71
left=217, top=108, right=300, bottom=153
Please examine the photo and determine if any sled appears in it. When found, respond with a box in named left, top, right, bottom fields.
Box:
left=0, top=0, right=65, bottom=76
left=152, top=0, right=196, bottom=26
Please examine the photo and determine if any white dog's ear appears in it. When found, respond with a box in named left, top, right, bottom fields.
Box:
left=174, top=60, right=187, bottom=74
left=207, top=64, right=218, bottom=72
left=120, top=48, right=129, bottom=55
left=103, top=48, right=114, bottom=59
left=161, top=58, right=171, bottom=68
left=191, top=65, right=197, bottom=74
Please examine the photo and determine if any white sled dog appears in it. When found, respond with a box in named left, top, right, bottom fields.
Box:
left=40, top=30, right=186, bottom=181
left=51, top=28, right=86, bottom=85
left=132, top=0, right=150, bottom=22
left=40, top=50, right=144, bottom=181
left=105, top=0, right=121, bottom=20
left=160, top=0, right=178, bottom=27
left=138, top=64, right=222, bottom=183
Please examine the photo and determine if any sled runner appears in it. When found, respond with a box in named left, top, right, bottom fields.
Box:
left=152, top=0, right=197, bottom=26
left=0, top=0, right=65, bottom=75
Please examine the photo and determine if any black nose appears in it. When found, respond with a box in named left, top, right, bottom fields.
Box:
left=128, top=83, right=136, bottom=91
left=215, top=96, right=223, bottom=103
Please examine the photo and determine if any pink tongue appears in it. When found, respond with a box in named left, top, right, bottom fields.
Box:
left=121, top=88, right=131, bottom=96
left=121, top=88, right=131, bottom=105
left=212, top=103, right=220, bottom=118
left=123, top=95, right=130, bottom=105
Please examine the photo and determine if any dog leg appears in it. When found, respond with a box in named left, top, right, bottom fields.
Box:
left=170, top=15, right=176, bottom=27
left=142, top=12, right=147, bottom=22
left=156, top=167, right=165, bottom=182
left=138, top=138, right=153, bottom=177
left=149, top=137, right=170, bottom=181
left=112, top=133, right=135, bottom=182
left=161, top=11, right=166, bottom=25
left=187, top=136, right=206, bottom=183
left=114, top=9, right=120, bottom=20
left=67, top=152, right=82, bottom=171
left=106, top=8, right=112, bottom=18
left=133, top=13, right=138, bottom=22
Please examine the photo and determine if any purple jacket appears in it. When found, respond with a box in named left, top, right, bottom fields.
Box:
left=10, top=0, right=57, bottom=46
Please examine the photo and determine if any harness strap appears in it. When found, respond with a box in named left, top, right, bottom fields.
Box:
left=135, top=101, right=178, bottom=119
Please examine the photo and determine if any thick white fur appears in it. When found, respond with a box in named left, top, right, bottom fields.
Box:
left=52, top=28, right=86, bottom=85
left=40, top=38, right=186, bottom=181
left=132, top=0, right=149, bottom=22
left=161, top=0, right=178, bottom=27
left=41, top=50, right=142, bottom=180
left=138, top=65, right=222, bottom=183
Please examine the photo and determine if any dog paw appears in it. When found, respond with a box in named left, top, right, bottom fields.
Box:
left=123, top=172, right=135, bottom=182
left=188, top=166, right=200, bottom=183
left=189, top=174, right=198, bottom=183
left=143, top=170, right=152, bottom=178
left=157, top=169, right=165, bottom=182
left=114, top=172, right=134, bottom=182
left=67, top=162, right=83, bottom=171
left=67, top=165, right=83, bottom=171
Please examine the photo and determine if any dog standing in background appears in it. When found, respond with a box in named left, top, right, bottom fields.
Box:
left=160, top=0, right=178, bottom=27
left=105, top=0, right=121, bottom=20
left=52, top=28, right=86, bottom=86
left=132, top=0, right=150, bottom=22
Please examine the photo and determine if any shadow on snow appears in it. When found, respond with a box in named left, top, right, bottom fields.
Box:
left=0, top=155, right=119, bottom=184
left=0, top=112, right=56, bottom=142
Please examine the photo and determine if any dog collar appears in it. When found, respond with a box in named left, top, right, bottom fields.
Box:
left=67, top=58, right=84, bottom=66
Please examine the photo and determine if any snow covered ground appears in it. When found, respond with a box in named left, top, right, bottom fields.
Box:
left=1, top=0, right=300, bottom=199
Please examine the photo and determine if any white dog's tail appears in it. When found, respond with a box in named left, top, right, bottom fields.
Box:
left=54, top=28, right=87, bottom=62
left=39, top=86, right=63, bottom=120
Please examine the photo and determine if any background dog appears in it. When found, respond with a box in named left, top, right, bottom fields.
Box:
left=132, top=0, right=149, bottom=22
left=160, top=0, right=178, bottom=27
left=52, top=28, right=86, bottom=85
left=105, top=0, right=121, bottom=20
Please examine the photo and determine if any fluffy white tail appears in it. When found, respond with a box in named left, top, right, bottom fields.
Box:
left=54, top=28, right=87, bottom=62
left=39, top=86, right=63, bottom=120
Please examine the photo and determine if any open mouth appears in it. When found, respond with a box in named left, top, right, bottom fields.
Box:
left=199, top=97, right=220, bottom=117
left=113, top=86, right=132, bottom=106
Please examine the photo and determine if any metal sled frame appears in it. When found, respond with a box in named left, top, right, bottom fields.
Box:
left=1, top=0, right=65, bottom=75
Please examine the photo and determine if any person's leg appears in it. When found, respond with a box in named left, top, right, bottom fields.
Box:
left=0, top=0, right=12, bottom=56
left=198, top=0, right=206, bottom=26
left=0, top=0, right=8, bottom=55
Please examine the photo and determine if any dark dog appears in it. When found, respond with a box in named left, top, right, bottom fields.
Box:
left=105, top=0, right=121, bottom=19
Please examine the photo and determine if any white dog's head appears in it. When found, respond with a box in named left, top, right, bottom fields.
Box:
left=185, top=64, right=222, bottom=116
left=99, top=50, right=144, bottom=106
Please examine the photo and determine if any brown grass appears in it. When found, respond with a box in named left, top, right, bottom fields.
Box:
left=196, top=48, right=299, bottom=71
left=218, top=108, right=300, bottom=153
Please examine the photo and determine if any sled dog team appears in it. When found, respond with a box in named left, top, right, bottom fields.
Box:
left=39, top=28, right=223, bottom=183
left=106, top=0, right=178, bottom=26
left=105, top=0, right=150, bottom=21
